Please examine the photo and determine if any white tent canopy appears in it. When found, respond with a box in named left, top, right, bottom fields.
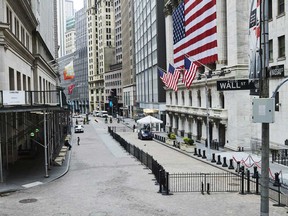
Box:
left=136, top=115, right=163, bottom=132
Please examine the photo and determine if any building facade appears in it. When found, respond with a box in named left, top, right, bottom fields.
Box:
left=134, top=0, right=167, bottom=122
left=121, top=0, right=136, bottom=118
left=164, top=0, right=288, bottom=152
left=87, top=0, right=115, bottom=112
left=0, top=0, right=69, bottom=182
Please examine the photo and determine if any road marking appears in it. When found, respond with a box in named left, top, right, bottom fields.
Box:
left=22, top=181, right=43, bottom=188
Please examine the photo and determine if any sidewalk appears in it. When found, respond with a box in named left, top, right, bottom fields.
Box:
left=120, top=117, right=288, bottom=187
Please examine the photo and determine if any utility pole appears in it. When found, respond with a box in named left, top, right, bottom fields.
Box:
left=260, top=0, right=269, bottom=215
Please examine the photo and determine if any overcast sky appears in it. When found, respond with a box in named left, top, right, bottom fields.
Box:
left=73, top=0, right=83, bottom=11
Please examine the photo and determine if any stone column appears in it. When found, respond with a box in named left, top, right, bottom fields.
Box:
left=164, top=2, right=173, bottom=69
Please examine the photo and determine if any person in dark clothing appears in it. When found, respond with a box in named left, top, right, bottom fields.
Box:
left=64, top=140, right=72, bottom=150
left=77, top=137, right=80, bottom=145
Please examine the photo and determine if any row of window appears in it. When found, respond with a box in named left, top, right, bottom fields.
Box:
left=6, top=6, right=31, bottom=51
left=269, top=36, right=286, bottom=60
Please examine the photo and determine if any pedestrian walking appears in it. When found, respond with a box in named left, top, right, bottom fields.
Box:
left=77, top=137, right=80, bottom=145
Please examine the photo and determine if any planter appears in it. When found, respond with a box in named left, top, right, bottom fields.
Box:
left=166, top=139, right=176, bottom=146
left=185, top=145, right=195, bottom=153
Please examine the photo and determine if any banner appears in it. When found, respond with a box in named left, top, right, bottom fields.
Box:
left=63, top=61, right=75, bottom=80
left=248, top=0, right=261, bottom=80
left=68, top=84, right=75, bottom=95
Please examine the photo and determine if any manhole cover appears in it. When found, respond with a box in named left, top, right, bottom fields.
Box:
left=19, top=198, right=38, bottom=204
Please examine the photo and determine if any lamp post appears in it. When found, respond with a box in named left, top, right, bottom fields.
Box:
left=205, top=74, right=211, bottom=160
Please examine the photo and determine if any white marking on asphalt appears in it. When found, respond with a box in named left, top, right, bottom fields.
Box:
left=22, top=181, right=43, bottom=188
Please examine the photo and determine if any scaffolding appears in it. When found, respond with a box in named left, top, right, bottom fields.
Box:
left=0, top=90, right=70, bottom=182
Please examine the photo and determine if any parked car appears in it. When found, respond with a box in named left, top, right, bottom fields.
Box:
left=138, top=128, right=153, bottom=140
left=74, top=125, right=84, bottom=133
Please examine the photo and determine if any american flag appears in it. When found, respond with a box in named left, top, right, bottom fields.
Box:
left=168, top=64, right=181, bottom=91
left=173, top=0, right=218, bottom=68
left=183, top=57, right=199, bottom=89
left=158, top=67, right=169, bottom=87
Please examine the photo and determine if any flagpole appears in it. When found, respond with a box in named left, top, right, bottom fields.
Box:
left=184, top=55, right=211, bottom=161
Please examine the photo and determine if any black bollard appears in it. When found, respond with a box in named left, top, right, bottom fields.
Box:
left=211, top=153, right=216, bottom=163
left=194, top=147, right=198, bottom=156
left=216, top=155, right=222, bottom=165
left=273, top=172, right=281, bottom=187
left=240, top=170, right=245, bottom=195
left=222, top=157, right=228, bottom=167
left=246, top=169, right=250, bottom=193
left=201, top=182, right=204, bottom=195
left=228, top=159, right=234, bottom=169
left=202, top=150, right=207, bottom=159
left=235, top=161, right=241, bottom=173
left=255, top=171, right=259, bottom=194
left=198, top=149, right=202, bottom=157
left=252, top=166, right=258, bottom=178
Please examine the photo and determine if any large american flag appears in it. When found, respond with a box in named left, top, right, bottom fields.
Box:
left=173, top=0, right=218, bottom=68
left=183, top=57, right=199, bottom=89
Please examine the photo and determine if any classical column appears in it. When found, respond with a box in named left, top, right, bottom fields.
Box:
left=164, top=2, right=173, bottom=68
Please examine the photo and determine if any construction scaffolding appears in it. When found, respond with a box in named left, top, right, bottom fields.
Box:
left=0, top=90, right=71, bottom=182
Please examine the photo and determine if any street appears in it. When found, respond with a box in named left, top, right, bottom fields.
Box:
left=0, top=117, right=286, bottom=216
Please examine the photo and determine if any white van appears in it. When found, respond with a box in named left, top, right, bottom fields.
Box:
left=100, top=111, right=108, bottom=118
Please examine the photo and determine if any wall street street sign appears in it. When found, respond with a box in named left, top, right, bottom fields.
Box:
left=217, top=79, right=255, bottom=91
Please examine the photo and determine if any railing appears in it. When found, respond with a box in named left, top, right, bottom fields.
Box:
left=0, top=90, right=67, bottom=108
left=108, top=126, right=164, bottom=185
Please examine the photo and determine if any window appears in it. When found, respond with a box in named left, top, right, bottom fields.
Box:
left=189, top=91, right=192, bottom=106
left=17, top=71, right=21, bottom=90
left=269, top=39, right=273, bottom=61
left=6, top=7, right=12, bottom=31
left=9, top=68, right=15, bottom=90
left=278, top=0, right=285, bottom=15
left=268, top=0, right=272, bottom=19
left=219, top=92, right=224, bottom=108
left=278, top=35, right=285, bottom=58
left=197, top=90, right=201, bottom=107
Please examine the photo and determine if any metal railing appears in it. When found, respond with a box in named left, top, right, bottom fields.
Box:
left=0, top=90, right=67, bottom=108
left=108, top=126, right=164, bottom=184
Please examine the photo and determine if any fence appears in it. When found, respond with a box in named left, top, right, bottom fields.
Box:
left=108, top=127, right=288, bottom=204
left=108, top=126, right=164, bottom=184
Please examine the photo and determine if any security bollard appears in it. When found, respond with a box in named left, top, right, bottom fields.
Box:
left=273, top=172, right=281, bottom=187
left=202, top=150, right=207, bottom=159
left=228, top=159, right=234, bottom=169
left=240, top=170, right=245, bottom=195
left=235, top=161, right=241, bottom=173
left=211, top=153, right=216, bottom=163
left=246, top=169, right=250, bottom=193
left=216, top=155, right=222, bottom=165
left=222, top=157, right=228, bottom=167
left=255, top=171, right=259, bottom=194
left=194, top=148, right=198, bottom=156
left=201, top=182, right=204, bottom=195
left=252, top=166, right=258, bottom=178
left=198, top=149, right=202, bottom=157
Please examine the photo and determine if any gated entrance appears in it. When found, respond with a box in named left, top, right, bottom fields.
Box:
left=169, top=172, right=241, bottom=193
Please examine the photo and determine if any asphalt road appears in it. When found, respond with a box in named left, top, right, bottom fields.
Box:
left=0, top=117, right=286, bottom=216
